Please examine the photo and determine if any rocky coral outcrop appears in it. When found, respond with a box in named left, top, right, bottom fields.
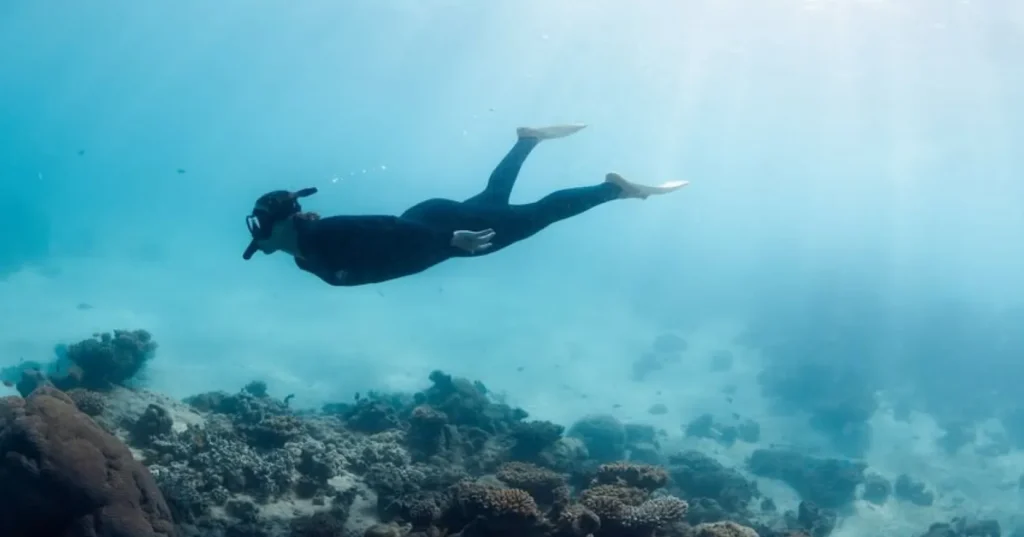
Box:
left=0, top=386, right=174, bottom=536
left=747, top=449, right=865, bottom=510
left=684, top=414, right=761, bottom=447
left=668, top=451, right=760, bottom=517
left=915, top=516, right=1001, bottom=537
left=14, top=329, right=158, bottom=397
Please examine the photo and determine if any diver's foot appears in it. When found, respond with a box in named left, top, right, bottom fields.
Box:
left=517, top=124, right=587, bottom=141
left=605, top=172, right=689, bottom=200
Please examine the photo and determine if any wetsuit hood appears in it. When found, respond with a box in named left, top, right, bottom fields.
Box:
left=243, top=187, right=318, bottom=260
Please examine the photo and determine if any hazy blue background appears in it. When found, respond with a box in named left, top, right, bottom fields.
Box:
left=2, top=0, right=1023, bottom=533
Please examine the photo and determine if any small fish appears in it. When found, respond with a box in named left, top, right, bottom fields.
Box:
left=77, top=303, right=93, bottom=310
left=77, top=150, right=85, bottom=156
left=2, top=380, right=13, bottom=388
left=726, top=396, right=734, bottom=403
left=376, top=290, right=385, bottom=297
left=176, top=168, right=186, bottom=174
left=516, top=366, right=524, bottom=372
left=732, top=412, right=740, bottom=419
left=612, top=404, right=621, bottom=409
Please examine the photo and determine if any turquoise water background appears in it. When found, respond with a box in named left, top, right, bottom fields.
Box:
left=2, top=1, right=1023, bottom=533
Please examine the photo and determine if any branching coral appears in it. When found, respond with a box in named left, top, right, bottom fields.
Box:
left=594, top=462, right=670, bottom=491
left=454, top=481, right=541, bottom=523
left=580, top=484, right=651, bottom=508
left=690, top=521, right=759, bottom=537
left=576, top=476, right=688, bottom=537
left=67, top=388, right=106, bottom=417
left=495, top=462, right=568, bottom=507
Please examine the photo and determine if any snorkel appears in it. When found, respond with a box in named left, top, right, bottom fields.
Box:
left=242, top=187, right=318, bottom=260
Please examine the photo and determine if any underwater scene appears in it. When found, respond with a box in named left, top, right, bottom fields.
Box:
left=2, top=1, right=1023, bottom=536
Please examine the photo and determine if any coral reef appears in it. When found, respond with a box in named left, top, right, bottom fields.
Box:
left=747, top=449, right=865, bottom=510
left=756, top=356, right=876, bottom=459
left=89, top=370, right=800, bottom=537
left=684, top=414, right=760, bottom=447
left=667, top=451, right=760, bottom=516
left=568, top=414, right=628, bottom=463
left=4, top=344, right=996, bottom=537
left=624, top=423, right=665, bottom=466
left=915, top=516, right=1001, bottom=537
left=690, top=521, right=757, bottom=537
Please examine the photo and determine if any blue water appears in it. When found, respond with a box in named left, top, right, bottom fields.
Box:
left=2, top=1, right=1023, bottom=533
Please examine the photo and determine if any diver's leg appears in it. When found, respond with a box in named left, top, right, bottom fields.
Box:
left=501, top=183, right=621, bottom=243
left=464, top=124, right=588, bottom=207
left=502, top=173, right=689, bottom=242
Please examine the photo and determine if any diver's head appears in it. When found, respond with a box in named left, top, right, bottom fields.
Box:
left=242, top=187, right=317, bottom=260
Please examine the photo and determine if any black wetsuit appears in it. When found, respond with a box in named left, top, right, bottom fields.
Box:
left=293, top=137, right=622, bottom=286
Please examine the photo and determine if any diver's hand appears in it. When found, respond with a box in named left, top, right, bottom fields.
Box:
left=451, top=229, right=495, bottom=254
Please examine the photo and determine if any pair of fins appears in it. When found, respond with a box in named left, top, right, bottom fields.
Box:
left=517, top=123, right=690, bottom=199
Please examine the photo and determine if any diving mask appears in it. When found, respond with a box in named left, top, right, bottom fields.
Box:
left=242, top=187, right=318, bottom=260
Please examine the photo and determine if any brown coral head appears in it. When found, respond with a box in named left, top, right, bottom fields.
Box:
left=580, top=484, right=650, bottom=508
left=496, top=462, right=566, bottom=493
left=626, top=496, right=689, bottom=529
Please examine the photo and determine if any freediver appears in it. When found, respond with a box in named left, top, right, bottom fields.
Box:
left=242, top=124, right=687, bottom=286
